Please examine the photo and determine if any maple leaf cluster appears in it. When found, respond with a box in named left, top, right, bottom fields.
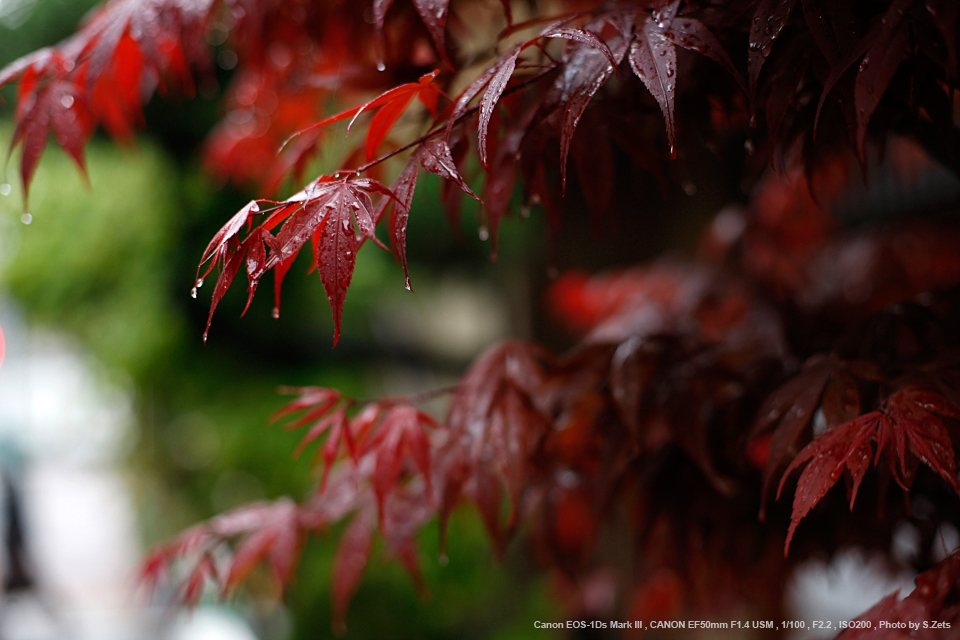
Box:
left=4, top=0, right=960, bottom=631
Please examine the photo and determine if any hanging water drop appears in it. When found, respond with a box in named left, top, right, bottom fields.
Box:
left=669, top=145, right=677, bottom=160
left=438, top=553, right=449, bottom=566
left=196, top=278, right=205, bottom=288
left=0, top=183, right=10, bottom=196
left=478, top=225, right=489, bottom=241
left=404, top=279, right=412, bottom=291
left=60, top=94, right=74, bottom=109
left=20, top=212, right=32, bottom=225
left=190, top=287, right=198, bottom=298
left=272, top=307, right=280, bottom=319
left=376, top=61, right=386, bottom=71
left=520, top=205, right=531, bottom=219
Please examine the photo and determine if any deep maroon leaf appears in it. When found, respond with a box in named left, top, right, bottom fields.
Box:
left=752, top=356, right=833, bottom=506
left=820, top=370, right=860, bottom=429
left=748, top=0, right=798, bottom=99
left=540, top=27, right=618, bottom=71
left=765, top=34, right=812, bottom=136
left=630, top=19, right=679, bottom=157
left=571, top=110, right=614, bottom=229
left=800, top=0, right=858, bottom=65
left=812, top=32, right=873, bottom=135
left=378, top=156, right=419, bottom=290
left=204, top=249, right=244, bottom=343
left=478, top=46, right=522, bottom=167
left=923, top=0, right=958, bottom=78
left=854, top=0, right=917, bottom=156
left=315, top=190, right=359, bottom=346
left=417, top=139, right=481, bottom=203
left=549, top=33, right=625, bottom=187
left=664, top=17, right=746, bottom=94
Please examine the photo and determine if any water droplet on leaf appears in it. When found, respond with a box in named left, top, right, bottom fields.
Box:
left=20, top=212, right=32, bottom=225
left=60, top=95, right=74, bottom=109
left=0, top=184, right=10, bottom=196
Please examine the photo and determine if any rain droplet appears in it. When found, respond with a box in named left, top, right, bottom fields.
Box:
left=478, top=225, right=489, bottom=241
left=191, top=287, right=198, bottom=298
left=669, top=145, right=677, bottom=159
left=20, top=212, right=32, bottom=225
left=60, top=94, right=74, bottom=109
left=749, top=114, right=757, bottom=128
left=665, top=66, right=674, bottom=77
left=744, top=139, right=755, bottom=155
left=376, top=61, right=386, bottom=71
left=196, top=278, right=205, bottom=288
left=438, top=553, right=449, bottom=566
left=272, top=306, right=280, bottom=319
left=404, top=279, right=412, bottom=291
left=520, top=205, right=531, bottom=219
left=682, top=181, right=697, bottom=196
left=0, top=183, right=10, bottom=196
left=665, top=82, right=674, bottom=92
left=342, top=218, right=351, bottom=231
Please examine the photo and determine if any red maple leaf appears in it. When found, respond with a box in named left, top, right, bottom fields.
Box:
left=777, top=386, right=960, bottom=553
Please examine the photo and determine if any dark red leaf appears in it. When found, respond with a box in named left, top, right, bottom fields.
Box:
left=854, top=0, right=916, bottom=156
left=748, top=0, right=798, bottom=100
left=540, top=27, right=618, bottom=71
left=331, top=513, right=374, bottom=633
left=417, top=139, right=481, bottom=203
left=549, top=33, right=625, bottom=187
left=799, top=0, right=858, bottom=65
left=630, top=17, right=679, bottom=157
left=663, top=17, right=746, bottom=95
left=378, top=155, right=419, bottom=290
left=203, top=249, right=244, bottom=343
left=412, top=0, right=452, bottom=68
left=478, top=46, right=523, bottom=167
